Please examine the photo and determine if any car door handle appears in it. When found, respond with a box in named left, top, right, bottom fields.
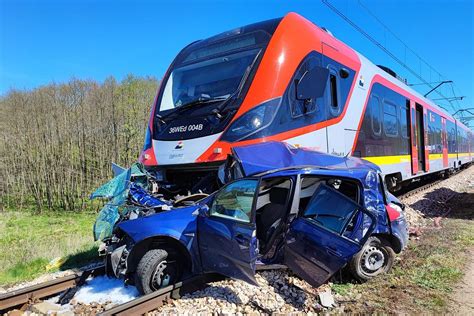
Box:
left=327, top=246, right=342, bottom=257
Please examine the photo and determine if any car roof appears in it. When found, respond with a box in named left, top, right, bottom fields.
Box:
left=232, top=141, right=381, bottom=179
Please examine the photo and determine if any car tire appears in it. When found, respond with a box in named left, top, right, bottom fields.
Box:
left=135, top=249, right=179, bottom=295
left=348, top=236, right=395, bottom=282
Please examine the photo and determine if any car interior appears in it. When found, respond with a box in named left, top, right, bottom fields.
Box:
left=255, top=177, right=292, bottom=256
left=254, top=175, right=362, bottom=257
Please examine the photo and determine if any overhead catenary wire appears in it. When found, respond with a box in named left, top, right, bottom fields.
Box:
left=358, top=0, right=467, bottom=112
left=321, top=0, right=464, bottom=114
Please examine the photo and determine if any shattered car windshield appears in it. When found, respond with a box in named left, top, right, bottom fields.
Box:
left=159, top=48, right=260, bottom=111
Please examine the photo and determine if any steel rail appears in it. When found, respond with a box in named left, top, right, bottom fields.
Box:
left=0, top=265, right=105, bottom=312
left=98, top=273, right=223, bottom=316
left=396, top=165, right=471, bottom=200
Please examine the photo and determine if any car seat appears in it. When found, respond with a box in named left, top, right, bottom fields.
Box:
left=256, top=187, right=289, bottom=255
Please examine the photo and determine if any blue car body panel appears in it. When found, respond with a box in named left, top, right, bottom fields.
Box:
left=284, top=218, right=364, bottom=287
left=117, top=206, right=199, bottom=244
left=197, top=215, right=259, bottom=285
left=390, top=216, right=409, bottom=250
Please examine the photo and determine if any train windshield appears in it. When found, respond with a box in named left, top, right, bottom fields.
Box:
left=159, top=47, right=260, bottom=112
left=152, top=18, right=282, bottom=141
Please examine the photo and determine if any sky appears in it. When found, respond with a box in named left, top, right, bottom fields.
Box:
left=1, top=0, right=473, bottom=121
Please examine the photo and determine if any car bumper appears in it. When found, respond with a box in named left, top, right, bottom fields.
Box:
left=390, top=216, right=409, bottom=252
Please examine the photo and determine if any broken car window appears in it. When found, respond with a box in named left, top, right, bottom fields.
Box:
left=302, top=184, right=359, bottom=234
left=210, top=179, right=258, bottom=223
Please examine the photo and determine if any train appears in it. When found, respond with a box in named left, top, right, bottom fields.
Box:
left=138, top=12, right=473, bottom=195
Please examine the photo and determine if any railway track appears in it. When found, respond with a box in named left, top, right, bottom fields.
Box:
left=395, top=166, right=471, bottom=200
left=0, top=264, right=105, bottom=313
left=396, top=179, right=444, bottom=200
left=0, top=268, right=222, bottom=315
left=98, top=274, right=223, bottom=316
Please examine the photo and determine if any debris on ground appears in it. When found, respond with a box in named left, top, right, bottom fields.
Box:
left=149, top=269, right=333, bottom=315
left=318, top=290, right=335, bottom=308
left=71, top=276, right=139, bottom=305
left=31, top=301, right=62, bottom=314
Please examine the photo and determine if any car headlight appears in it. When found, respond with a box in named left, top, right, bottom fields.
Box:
left=221, top=97, right=281, bottom=142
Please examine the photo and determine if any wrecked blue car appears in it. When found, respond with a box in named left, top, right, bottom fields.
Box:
left=92, top=142, right=408, bottom=294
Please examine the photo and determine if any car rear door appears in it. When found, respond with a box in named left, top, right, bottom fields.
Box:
left=283, top=183, right=376, bottom=287
left=198, top=178, right=260, bottom=285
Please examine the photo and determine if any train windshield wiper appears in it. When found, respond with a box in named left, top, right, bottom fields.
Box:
left=157, top=49, right=262, bottom=123
left=212, top=50, right=263, bottom=118
left=157, top=96, right=227, bottom=123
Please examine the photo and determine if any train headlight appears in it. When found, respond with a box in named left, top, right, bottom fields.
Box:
left=221, top=97, right=281, bottom=142
left=250, top=115, right=263, bottom=129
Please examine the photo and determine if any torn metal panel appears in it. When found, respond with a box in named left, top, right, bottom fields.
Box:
left=91, top=163, right=172, bottom=241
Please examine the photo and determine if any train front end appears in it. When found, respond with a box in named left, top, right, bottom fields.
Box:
left=139, top=18, right=283, bottom=195
left=139, top=13, right=358, bottom=196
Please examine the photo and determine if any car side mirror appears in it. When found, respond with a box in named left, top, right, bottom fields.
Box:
left=198, top=205, right=210, bottom=217
left=296, top=66, right=330, bottom=101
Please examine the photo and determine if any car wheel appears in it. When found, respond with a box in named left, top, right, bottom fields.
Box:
left=135, top=249, right=179, bottom=295
left=348, top=236, right=395, bottom=282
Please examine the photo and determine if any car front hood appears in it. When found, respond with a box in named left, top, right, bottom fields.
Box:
left=117, top=205, right=200, bottom=243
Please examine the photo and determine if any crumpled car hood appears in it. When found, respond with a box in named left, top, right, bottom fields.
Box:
left=117, top=205, right=199, bottom=243
left=91, top=163, right=170, bottom=241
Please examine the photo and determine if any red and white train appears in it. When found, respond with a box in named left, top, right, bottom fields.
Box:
left=139, top=12, right=473, bottom=194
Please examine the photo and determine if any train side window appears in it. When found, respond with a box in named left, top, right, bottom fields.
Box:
left=369, top=95, right=382, bottom=136
left=400, top=104, right=409, bottom=138
left=383, top=100, right=398, bottom=137
left=328, top=67, right=340, bottom=117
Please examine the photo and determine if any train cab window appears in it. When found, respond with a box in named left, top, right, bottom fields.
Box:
left=383, top=100, right=398, bottom=137
left=369, top=95, right=382, bottom=136
left=288, top=53, right=325, bottom=119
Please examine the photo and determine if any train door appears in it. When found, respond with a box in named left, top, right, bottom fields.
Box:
left=415, top=104, right=426, bottom=172
left=423, top=108, right=430, bottom=171
left=410, top=101, right=426, bottom=174
left=441, top=117, right=448, bottom=168
left=409, top=101, right=418, bottom=174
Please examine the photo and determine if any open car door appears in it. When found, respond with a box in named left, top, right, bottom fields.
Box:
left=198, top=178, right=259, bottom=285
left=284, top=183, right=376, bottom=287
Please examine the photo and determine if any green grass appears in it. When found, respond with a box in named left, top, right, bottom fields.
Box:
left=0, top=210, right=98, bottom=286
left=331, top=283, right=354, bottom=296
